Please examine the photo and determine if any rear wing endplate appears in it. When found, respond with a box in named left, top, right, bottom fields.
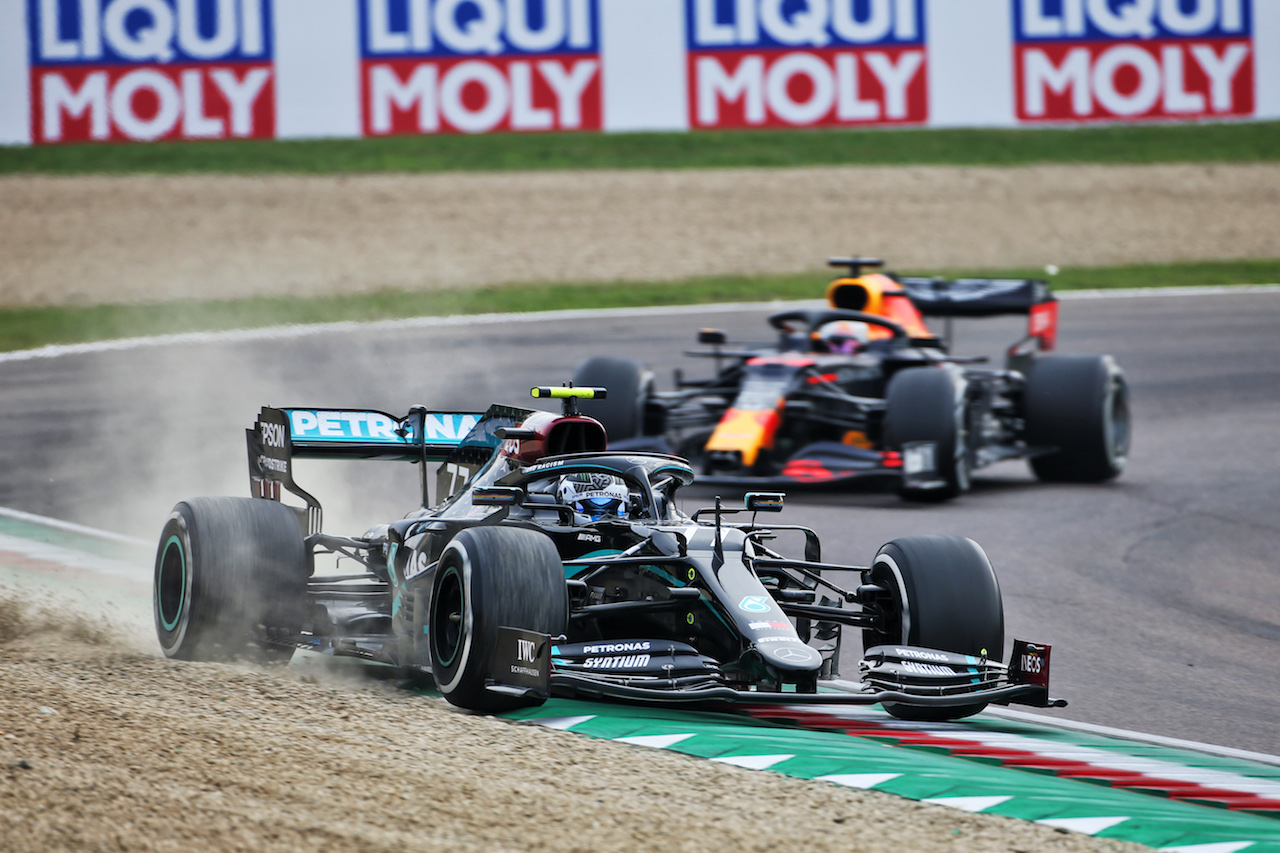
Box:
left=898, top=276, right=1059, bottom=355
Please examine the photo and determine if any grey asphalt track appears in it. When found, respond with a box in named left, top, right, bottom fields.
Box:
left=0, top=290, right=1277, bottom=755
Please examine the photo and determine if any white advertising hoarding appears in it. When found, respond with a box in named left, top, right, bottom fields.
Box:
left=2, top=0, right=1276, bottom=145
left=24, top=0, right=279, bottom=144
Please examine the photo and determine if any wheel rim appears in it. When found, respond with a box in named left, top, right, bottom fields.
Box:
left=156, top=535, right=186, bottom=633
left=432, top=565, right=465, bottom=668
left=1104, top=379, right=1131, bottom=468
left=865, top=555, right=910, bottom=649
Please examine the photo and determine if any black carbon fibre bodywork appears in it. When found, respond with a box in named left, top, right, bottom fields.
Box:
left=198, top=391, right=1066, bottom=716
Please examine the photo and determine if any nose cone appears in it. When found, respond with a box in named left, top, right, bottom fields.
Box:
left=756, top=641, right=821, bottom=672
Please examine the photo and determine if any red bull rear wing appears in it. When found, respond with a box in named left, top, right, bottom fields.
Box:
left=897, top=276, right=1059, bottom=353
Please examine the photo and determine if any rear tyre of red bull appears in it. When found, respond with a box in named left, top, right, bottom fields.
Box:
left=1024, top=355, right=1129, bottom=483
left=572, top=356, right=654, bottom=443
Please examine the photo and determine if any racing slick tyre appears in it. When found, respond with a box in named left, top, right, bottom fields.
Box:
left=572, top=356, right=654, bottom=443
left=863, top=535, right=1004, bottom=721
left=882, top=367, right=970, bottom=501
left=154, top=497, right=309, bottom=664
left=429, top=527, right=568, bottom=713
left=1024, top=355, right=1130, bottom=483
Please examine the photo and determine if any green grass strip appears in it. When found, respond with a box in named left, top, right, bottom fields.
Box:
left=3, top=122, right=1279, bottom=175
left=1, top=259, right=1275, bottom=355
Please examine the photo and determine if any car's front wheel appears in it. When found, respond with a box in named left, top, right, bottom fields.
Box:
left=862, top=535, right=1004, bottom=721
left=882, top=367, right=971, bottom=501
left=429, top=527, right=568, bottom=713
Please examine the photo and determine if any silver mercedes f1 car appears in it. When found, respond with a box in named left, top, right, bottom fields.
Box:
left=153, top=385, right=1063, bottom=720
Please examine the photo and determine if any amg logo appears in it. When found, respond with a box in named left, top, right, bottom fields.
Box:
left=260, top=422, right=286, bottom=449
left=577, top=533, right=602, bottom=543
left=584, top=654, right=651, bottom=670
left=582, top=641, right=650, bottom=654
left=895, top=648, right=949, bottom=662
left=901, top=661, right=956, bottom=677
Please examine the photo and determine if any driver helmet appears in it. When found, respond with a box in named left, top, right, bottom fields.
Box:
left=558, top=472, right=630, bottom=521
left=817, top=319, right=871, bottom=354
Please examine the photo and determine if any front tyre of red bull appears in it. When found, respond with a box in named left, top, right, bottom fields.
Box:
left=882, top=368, right=971, bottom=501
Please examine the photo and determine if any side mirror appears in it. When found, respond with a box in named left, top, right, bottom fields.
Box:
left=745, top=492, right=785, bottom=513
left=698, top=328, right=727, bottom=346
left=473, top=487, right=524, bottom=507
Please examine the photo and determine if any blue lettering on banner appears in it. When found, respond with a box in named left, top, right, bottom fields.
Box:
left=286, top=411, right=481, bottom=445
left=360, top=0, right=599, bottom=58
left=686, top=0, right=925, bottom=51
left=1014, top=0, right=1251, bottom=43
left=27, top=0, right=275, bottom=66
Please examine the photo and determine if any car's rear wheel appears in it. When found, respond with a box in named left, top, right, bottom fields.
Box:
left=862, top=535, right=1004, bottom=721
left=572, top=356, right=653, bottom=443
left=429, top=527, right=568, bottom=713
left=1024, top=355, right=1129, bottom=482
left=882, top=367, right=970, bottom=501
left=154, top=497, right=309, bottom=664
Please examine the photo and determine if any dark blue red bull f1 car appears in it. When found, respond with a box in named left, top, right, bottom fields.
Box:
left=574, top=257, right=1130, bottom=500
left=153, top=386, right=1063, bottom=719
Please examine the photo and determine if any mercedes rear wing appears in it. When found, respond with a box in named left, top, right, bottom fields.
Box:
left=246, top=405, right=527, bottom=534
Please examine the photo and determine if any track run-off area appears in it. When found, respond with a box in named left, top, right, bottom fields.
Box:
left=2, top=286, right=1279, bottom=851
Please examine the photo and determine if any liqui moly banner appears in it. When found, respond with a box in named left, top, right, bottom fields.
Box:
left=27, top=0, right=276, bottom=144
left=686, top=0, right=928, bottom=129
left=3, top=0, right=1276, bottom=146
left=1015, top=0, right=1255, bottom=122
left=360, top=0, right=602, bottom=135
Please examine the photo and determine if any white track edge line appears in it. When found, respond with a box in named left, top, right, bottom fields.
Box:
left=1, top=284, right=1277, bottom=364
left=0, top=300, right=820, bottom=363
left=0, top=506, right=150, bottom=548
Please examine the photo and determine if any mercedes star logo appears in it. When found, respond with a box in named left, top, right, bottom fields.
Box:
left=773, top=646, right=816, bottom=663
